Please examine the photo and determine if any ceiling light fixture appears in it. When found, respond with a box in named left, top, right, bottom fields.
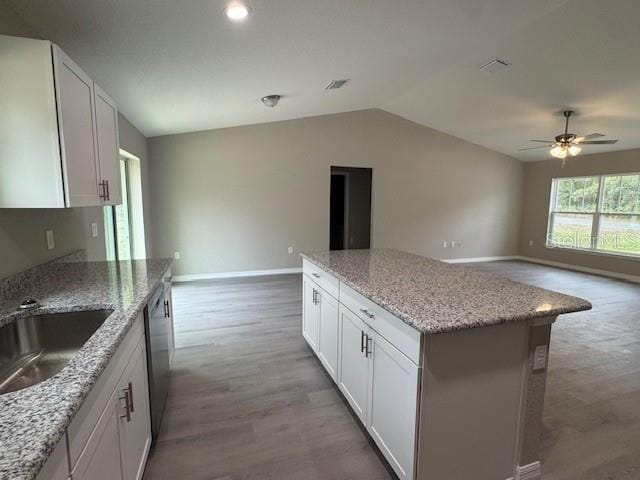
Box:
left=225, top=2, right=250, bottom=21
left=261, top=94, right=281, bottom=108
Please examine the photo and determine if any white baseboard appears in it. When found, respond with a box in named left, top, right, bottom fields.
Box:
left=519, top=256, right=640, bottom=284
left=506, top=461, right=542, bottom=480
left=442, top=255, right=520, bottom=264
left=173, top=267, right=302, bottom=282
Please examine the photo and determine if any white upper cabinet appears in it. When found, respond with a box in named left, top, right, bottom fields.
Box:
left=94, top=85, right=122, bottom=205
left=0, top=35, right=120, bottom=208
left=53, top=46, right=101, bottom=207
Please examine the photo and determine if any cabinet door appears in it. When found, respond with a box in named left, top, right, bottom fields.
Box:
left=35, top=434, right=69, bottom=480
left=52, top=46, right=101, bottom=207
left=337, top=306, right=369, bottom=424
left=366, top=331, right=419, bottom=480
left=317, top=287, right=339, bottom=381
left=302, top=275, right=319, bottom=351
left=164, top=281, right=175, bottom=364
left=118, top=342, right=152, bottom=480
left=94, top=84, right=122, bottom=205
left=72, top=401, right=123, bottom=480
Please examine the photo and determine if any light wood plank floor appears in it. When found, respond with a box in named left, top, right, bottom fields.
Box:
left=144, top=261, right=640, bottom=480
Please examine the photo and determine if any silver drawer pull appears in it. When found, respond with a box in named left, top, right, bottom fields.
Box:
left=312, top=272, right=321, bottom=278
left=359, top=308, right=375, bottom=319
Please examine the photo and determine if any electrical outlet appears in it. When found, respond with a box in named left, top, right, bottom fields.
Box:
left=529, top=240, right=534, bottom=247
left=533, top=345, right=548, bottom=371
left=174, top=251, right=181, bottom=260
left=287, top=246, right=294, bottom=254
left=91, top=222, right=99, bottom=238
left=442, top=241, right=448, bottom=248
left=451, top=240, right=457, bottom=248
left=45, top=229, right=55, bottom=250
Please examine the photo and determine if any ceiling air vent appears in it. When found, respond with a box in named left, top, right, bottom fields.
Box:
left=325, top=79, right=349, bottom=90
left=479, top=58, right=511, bottom=74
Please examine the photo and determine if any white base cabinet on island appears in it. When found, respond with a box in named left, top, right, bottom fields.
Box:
left=302, top=257, right=557, bottom=480
left=303, top=260, right=421, bottom=480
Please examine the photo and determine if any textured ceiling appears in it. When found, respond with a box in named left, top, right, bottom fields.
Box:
left=4, top=0, right=640, bottom=160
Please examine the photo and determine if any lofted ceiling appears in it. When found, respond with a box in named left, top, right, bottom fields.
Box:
left=4, top=0, right=640, bottom=160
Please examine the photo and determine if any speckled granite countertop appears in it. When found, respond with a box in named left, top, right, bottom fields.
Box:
left=301, top=249, right=591, bottom=334
left=0, top=258, right=172, bottom=480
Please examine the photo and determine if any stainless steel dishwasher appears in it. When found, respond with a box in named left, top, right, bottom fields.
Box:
left=144, top=283, right=170, bottom=444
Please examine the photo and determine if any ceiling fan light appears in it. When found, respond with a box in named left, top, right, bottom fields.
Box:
left=568, top=145, right=582, bottom=156
left=550, top=145, right=568, bottom=159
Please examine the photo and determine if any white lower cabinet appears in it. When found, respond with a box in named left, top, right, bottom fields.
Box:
left=72, top=399, right=123, bottom=480
left=72, top=337, right=150, bottom=480
left=302, top=275, right=319, bottom=351
left=317, top=286, right=339, bottom=381
left=303, top=265, right=421, bottom=480
left=367, top=331, right=419, bottom=480
left=38, top=312, right=152, bottom=480
left=337, top=305, right=370, bottom=423
left=116, top=341, right=152, bottom=480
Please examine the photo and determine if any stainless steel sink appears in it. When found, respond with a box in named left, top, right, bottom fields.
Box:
left=0, top=310, right=112, bottom=394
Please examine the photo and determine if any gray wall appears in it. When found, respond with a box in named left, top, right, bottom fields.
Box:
left=520, top=148, right=640, bottom=276
left=149, top=109, right=523, bottom=276
left=0, top=4, right=151, bottom=278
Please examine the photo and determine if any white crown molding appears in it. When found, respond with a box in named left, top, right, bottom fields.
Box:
left=173, top=267, right=302, bottom=282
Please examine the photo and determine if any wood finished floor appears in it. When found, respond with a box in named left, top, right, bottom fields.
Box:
left=143, top=262, right=640, bottom=480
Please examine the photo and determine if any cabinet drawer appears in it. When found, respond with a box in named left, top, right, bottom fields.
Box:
left=302, top=259, right=339, bottom=300
left=340, top=283, right=422, bottom=365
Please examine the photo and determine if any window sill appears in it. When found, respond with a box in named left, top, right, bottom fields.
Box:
left=544, top=245, right=640, bottom=262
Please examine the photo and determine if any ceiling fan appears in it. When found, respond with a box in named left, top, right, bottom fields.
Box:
left=519, top=110, right=618, bottom=164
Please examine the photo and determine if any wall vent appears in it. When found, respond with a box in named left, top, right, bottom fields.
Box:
left=479, top=58, right=511, bottom=74
left=325, top=79, right=349, bottom=90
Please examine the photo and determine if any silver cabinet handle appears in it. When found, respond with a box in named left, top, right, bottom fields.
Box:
left=365, top=336, right=372, bottom=358
left=164, top=300, right=170, bottom=318
left=359, top=308, right=375, bottom=319
left=128, top=381, right=134, bottom=413
left=361, top=331, right=366, bottom=353
left=312, top=272, right=320, bottom=279
left=312, top=288, right=319, bottom=305
left=119, top=388, right=131, bottom=422
left=98, top=180, right=108, bottom=200
left=105, top=179, right=110, bottom=201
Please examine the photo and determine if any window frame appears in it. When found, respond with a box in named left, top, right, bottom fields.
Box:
left=546, top=172, right=640, bottom=259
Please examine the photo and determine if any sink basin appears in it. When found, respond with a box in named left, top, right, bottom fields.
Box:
left=0, top=309, right=112, bottom=394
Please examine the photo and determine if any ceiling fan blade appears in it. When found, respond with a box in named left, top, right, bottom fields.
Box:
left=529, top=140, right=555, bottom=143
left=580, top=140, right=618, bottom=145
left=519, top=145, right=553, bottom=151
left=575, top=133, right=605, bottom=142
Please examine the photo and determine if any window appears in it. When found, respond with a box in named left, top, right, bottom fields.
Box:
left=104, top=150, right=146, bottom=261
left=547, top=173, right=640, bottom=257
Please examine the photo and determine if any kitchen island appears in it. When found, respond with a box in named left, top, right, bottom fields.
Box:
left=301, top=249, right=591, bottom=480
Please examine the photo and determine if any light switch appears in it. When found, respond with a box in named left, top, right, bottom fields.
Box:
left=533, top=345, right=548, bottom=371
left=174, top=251, right=181, bottom=260
left=91, top=222, right=99, bottom=238
left=45, top=229, right=55, bottom=250
left=288, top=246, right=294, bottom=254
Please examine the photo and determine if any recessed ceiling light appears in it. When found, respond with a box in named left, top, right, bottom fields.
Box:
left=225, top=2, right=250, bottom=21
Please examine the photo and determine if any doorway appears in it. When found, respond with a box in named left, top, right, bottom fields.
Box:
left=330, top=166, right=372, bottom=250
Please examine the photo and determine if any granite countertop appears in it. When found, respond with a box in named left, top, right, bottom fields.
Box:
left=0, top=258, right=173, bottom=480
left=301, top=249, right=591, bottom=334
